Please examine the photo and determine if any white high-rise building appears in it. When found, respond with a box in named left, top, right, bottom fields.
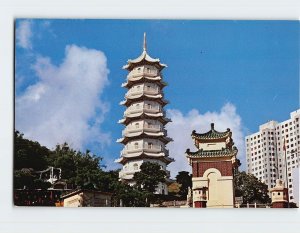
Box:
left=245, top=110, right=300, bottom=206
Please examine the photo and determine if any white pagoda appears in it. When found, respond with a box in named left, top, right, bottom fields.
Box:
left=115, top=33, right=174, bottom=194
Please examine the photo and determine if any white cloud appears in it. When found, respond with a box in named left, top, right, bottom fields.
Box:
left=166, top=103, right=245, bottom=178
left=16, top=20, right=33, bottom=49
left=16, top=44, right=111, bottom=150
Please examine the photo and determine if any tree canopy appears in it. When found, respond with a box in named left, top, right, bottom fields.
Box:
left=234, top=171, right=271, bottom=204
left=175, top=171, right=192, bottom=197
left=133, top=161, right=166, bottom=193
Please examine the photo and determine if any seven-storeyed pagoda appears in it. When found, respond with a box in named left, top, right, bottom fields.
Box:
left=115, top=33, right=174, bottom=194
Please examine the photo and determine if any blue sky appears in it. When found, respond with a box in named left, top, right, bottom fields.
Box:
left=15, top=19, right=299, bottom=176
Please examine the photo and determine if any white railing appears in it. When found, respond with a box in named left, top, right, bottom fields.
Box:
left=124, top=107, right=162, bottom=116
left=127, top=69, right=159, bottom=79
left=121, top=146, right=168, bottom=156
left=126, top=88, right=160, bottom=98
left=122, top=124, right=163, bottom=136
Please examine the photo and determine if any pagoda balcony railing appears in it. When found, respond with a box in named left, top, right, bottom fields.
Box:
left=125, top=88, right=160, bottom=98
left=119, top=169, right=140, bottom=178
left=121, top=147, right=169, bottom=156
left=127, top=69, right=159, bottom=79
left=122, top=126, right=164, bottom=136
left=124, top=107, right=162, bottom=116
left=119, top=168, right=168, bottom=179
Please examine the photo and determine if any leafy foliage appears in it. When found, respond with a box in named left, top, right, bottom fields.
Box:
left=132, top=161, right=167, bottom=206
left=14, top=131, right=106, bottom=191
left=14, top=131, right=174, bottom=207
left=175, top=171, right=192, bottom=197
left=14, top=131, right=50, bottom=170
left=49, top=143, right=105, bottom=189
left=133, top=162, right=166, bottom=193
left=234, top=171, right=271, bottom=204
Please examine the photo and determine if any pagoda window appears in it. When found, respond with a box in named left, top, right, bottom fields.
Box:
left=137, top=86, right=141, bottom=91
left=146, top=85, right=151, bottom=91
left=148, top=123, right=152, bottom=128
left=136, top=103, right=140, bottom=109
left=147, top=103, right=152, bottom=109
left=133, top=163, right=138, bottom=170
left=146, top=67, right=150, bottom=73
left=134, top=142, right=139, bottom=149
left=135, top=123, right=140, bottom=129
left=148, top=142, right=153, bottom=149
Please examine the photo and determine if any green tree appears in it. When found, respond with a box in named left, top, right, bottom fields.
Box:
left=14, top=131, right=51, bottom=189
left=176, top=171, right=192, bottom=197
left=14, top=131, right=50, bottom=171
left=50, top=143, right=105, bottom=189
left=234, top=171, right=271, bottom=204
left=133, top=162, right=167, bottom=193
left=133, top=162, right=167, bottom=206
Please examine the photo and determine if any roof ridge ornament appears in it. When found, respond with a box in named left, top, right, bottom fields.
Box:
left=143, top=32, right=147, bottom=52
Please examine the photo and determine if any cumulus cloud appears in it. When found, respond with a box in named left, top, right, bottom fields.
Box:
left=16, top=20, right=33, bottom=49
left=16, top=45, right=111, bottom=150
left=166, top=103, right=245, bottom=178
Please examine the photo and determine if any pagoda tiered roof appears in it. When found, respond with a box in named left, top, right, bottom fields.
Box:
left=115, top=153, right=174, bottom=165
left=186, top=147, right=238, bottom=159
left=123, top=50, right=167, bottom=71
left=191, top=123, right=232, bottom=141
left=122, top=32, right=167, bottom=73
left=118, top=112, right=171, bottom=125
left=122, top=76, right=167, bottom=89
left=117, top=132, right=173, bottom=144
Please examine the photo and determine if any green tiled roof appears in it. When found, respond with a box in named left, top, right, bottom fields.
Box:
left=186, top=147, right=238, bottom=158
left=192, top=123, right=231, bottom=140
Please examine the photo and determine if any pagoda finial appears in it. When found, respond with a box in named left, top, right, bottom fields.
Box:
left=143, top=32, right=147, bottom=52
left=211, top=123, right=215, bottom=130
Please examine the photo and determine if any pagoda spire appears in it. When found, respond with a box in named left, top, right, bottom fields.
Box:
left=143, top=32, right=147, bottom=52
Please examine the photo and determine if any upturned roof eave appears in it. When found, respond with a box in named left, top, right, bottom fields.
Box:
left=122, top=51, right=167, bottom=71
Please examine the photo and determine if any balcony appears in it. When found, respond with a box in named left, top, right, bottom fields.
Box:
left=125, top=88, right=160, bottom=98
left=124, top=106, right=162, bottom=117
left=127, top=69, right=159, bottom=80
left=121, top=146, right=169, bottom=157
left=119, top=168, right=170, bottom=179
left=122, top=124, right=163, bottom=137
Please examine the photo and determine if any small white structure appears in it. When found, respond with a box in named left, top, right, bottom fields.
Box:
left=270, top=179, right=288, bottom=208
